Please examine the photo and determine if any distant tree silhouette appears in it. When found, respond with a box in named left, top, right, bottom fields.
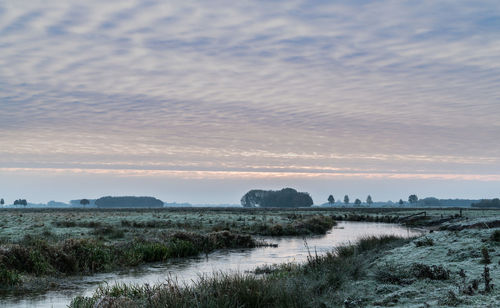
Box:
left=241, top=188, right=313, bottom=208
left=95, top=196, right=163, bottom=208
left=399, top=199, right=404, bottom=206
left=344, top=195, right=349, bottom=205
left=408, top=194, right=418, bottom=204
left=354, top=198, right=362, bottom=206
left=366, top=195, right=373, bottom=206
left=471, top=198, right=500, bottom=208
left=14, top=199, right=27, bottom=207
left=328, top=195, right=335, bottom=205
left=0, top=198, right=4, bottom=205
left=80, top=199, right=90, bottom=207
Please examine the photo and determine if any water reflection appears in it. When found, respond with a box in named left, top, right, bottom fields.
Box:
left=1, top=222, right=423, bottom=308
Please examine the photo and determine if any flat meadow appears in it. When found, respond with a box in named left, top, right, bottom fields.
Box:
left=1, top=207, right=499, bottom=307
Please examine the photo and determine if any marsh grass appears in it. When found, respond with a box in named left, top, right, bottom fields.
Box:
left=254, top=215, right=336, bottom=236
left=0, top=265, right=21, bottom=287
left=0, top=231, right=261, bottom=282
left=70, top=235, right=408, bottom=308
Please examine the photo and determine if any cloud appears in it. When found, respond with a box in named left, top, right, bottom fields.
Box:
left=0, top=0, right=499, bottom=180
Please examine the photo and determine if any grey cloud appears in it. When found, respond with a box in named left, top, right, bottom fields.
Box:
left=0, top=0, right=499, bottom=179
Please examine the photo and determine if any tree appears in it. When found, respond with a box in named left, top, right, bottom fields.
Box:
left=366, top=195, right=373, bottom=206
left=241, top=188, right=313, bottom=208
left=354, top=198, right=361, bottom=206
left=328, top=195, right=335, bottom=205
left=344, top=195, right=349, bottom=205
left=80, top=199, right=90, bottom=207
left=399, top=199, right=404, bottom=206
left=0, top=198, right=4, bottom=205
left=14, top=199, right=27, bottom=207
left=408, top=194, right=418, bottom=205
left=95, top=196, right=164, bottom=208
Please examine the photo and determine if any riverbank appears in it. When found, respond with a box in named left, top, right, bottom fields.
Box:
left=70, top=215, right=500, bottom=308
left=0, top=208, right=336, bottom=294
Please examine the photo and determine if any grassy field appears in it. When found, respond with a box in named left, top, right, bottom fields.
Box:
left=1, top=206, right=499, bottom=306
left=69, top=224, right=500, bottom=307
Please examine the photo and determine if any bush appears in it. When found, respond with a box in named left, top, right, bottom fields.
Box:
left=411, top=263, right=449, bottom=280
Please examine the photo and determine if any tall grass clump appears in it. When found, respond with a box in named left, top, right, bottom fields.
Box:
left=0, top=265, right=21, bottom=287
left=256, top=215, right=336, bottom=236
left=71, top=274, right=308, bottom=308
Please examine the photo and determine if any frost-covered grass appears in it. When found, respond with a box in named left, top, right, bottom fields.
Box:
left=0, top=208, right=341, bottom=243
left=1, top=207, right=496, bottom=243
left=359, top=216, right=500, bottom=307
left=0, top=208, right=334, bottom=293
left=69, top=215, right=500, bottom=307
left=2, top=207, right=499, bottom=302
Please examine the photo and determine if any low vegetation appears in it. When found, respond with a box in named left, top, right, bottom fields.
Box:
left=0, top=231, right=261, bottom=287
left=70, top=235, right=409, bottom=308
left=1, top=207, right=499, bottom=306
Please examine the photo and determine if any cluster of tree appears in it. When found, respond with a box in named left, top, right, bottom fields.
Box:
left=95, top=196, right=164, bottom=208
left=471, top=198, right=500, bottom=208
left=241, top=188, right=313, bottom=208
left=0, top=198, right=4, bottom=205
left=13, top=199, right=28, bottom=206
left=327, top=194, right=373, bottom=206
left=416, top=197, right=479, bottom=207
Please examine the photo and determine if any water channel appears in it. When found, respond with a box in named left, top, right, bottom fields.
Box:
left=2, top=221, right=424, bottom=307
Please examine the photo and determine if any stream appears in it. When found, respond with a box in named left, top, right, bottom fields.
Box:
left=2, top=221, right=424, bottom=307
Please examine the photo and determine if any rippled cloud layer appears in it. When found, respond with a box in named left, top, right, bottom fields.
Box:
left=1, top=0, right=500, bottom=186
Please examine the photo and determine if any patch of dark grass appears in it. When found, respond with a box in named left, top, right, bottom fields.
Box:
left=410, top=263, right=450, bottom=280
left=53, top=221, right=102, bottom=228
left=480, top=246, right=491, bottom=264
left=255, top=215, right=336, bottom=236
left=0, top=265, right=21, bottom=287
left=490, top=230, right=500, bottom=242
left=375, top=263, right=414, bottom=285
left=438, top=290, right=463, bottom=306
left=90, top=226, right=125, bottom=239
left=414, top=237, right=434, bottom=247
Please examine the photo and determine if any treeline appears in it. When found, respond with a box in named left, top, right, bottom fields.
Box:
left=241, top=188, right=313, bottom=208
left=471, top=199, right=500, bottom=208
left=95, top=196, right=164, bottom=208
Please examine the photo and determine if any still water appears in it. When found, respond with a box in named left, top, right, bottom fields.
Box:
left=3, top=222, right=424, bottom=308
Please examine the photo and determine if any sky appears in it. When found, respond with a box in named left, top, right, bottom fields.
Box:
left=1, top=0, right=499, bottom=205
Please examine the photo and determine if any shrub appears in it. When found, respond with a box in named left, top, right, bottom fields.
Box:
left=0, top=265, right=21, bottom=287
left=411, top=263, right=449, bottom=280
